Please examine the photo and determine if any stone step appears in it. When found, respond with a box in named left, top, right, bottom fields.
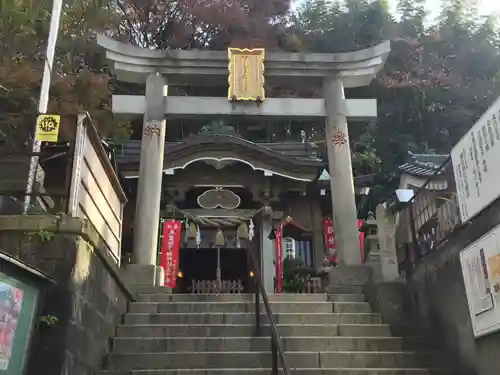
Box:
left=327, top=294, right=365, bottom=302
left=112, top=337, right=405, bottom=353
left=105, top=351, right=438, bottom=370
left=326, top=286, right=364, bottom=294
left=134, top=287, right=364, bottom=296
left=115, top=324, right=392, bottom=338
left=99, top=369, right=457, bottom=375
left=128, top=302, right=372, bottom=314
left=136, top=294, right=328, bottom=303
left=123, top=313, right=382, bottom=325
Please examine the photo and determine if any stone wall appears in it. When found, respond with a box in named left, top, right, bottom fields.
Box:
left=405, top=197, right=500, bottom=375
left=0, top=215, right=132, bottom=375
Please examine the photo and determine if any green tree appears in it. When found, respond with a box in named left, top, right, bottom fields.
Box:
left=397, top=0, right=427, bottom=35
left=439, top=0, right=479, bottom=26
left=0, top=0, right=130, bottom=148
left=116, top=0, right=293, bottom=50
left=292, top=0, right=392, bottom=53
left=0, top=0, right=294, bottom=148
left=3, top=0, right=500, bottom=216
left=292, top=0, right=500, bottom=212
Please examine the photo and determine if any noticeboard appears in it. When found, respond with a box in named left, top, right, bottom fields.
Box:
left=460, top=223, right=500, bottom=337
left=0, top=259, right=43, bottom=375
left=451, top=95, right=500, bottom=222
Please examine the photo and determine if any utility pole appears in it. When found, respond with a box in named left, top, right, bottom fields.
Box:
left=23, top=0, right=64, bottom=213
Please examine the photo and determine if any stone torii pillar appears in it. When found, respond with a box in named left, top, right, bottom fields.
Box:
left=126, top=73, right=167, bottom=286
left=323, top=77, right=361, bottom=266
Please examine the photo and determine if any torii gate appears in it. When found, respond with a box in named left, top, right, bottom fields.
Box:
left=97, top=35, right=390, bottom=286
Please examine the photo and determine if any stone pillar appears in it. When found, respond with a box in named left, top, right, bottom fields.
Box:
left=376, top=204, right=400, bottom=281
left=362, top=220, right=383, bottom=282
left=323, top=76, right=361, bottom=266
left=260, top=218, right=275, bottom=294
left=128, top=73, right=167, bottom=286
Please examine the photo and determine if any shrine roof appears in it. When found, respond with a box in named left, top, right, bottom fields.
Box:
left=398, top=151, right=449, bottom=177
left=114, top=135, right=326, bottom=181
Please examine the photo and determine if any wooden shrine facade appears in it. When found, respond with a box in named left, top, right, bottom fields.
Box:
left=117, top=133, right=373, bottom=292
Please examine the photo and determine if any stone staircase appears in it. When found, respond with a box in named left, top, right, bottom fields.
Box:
left=99, top=286, right=454, bottom=375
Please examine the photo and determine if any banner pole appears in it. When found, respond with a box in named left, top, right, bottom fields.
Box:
left=23, top=0, right=64, bottom=212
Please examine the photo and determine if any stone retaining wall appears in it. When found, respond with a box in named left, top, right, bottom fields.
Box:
left=400, top=198, right=500, bottom=375
left=0, top=215, right=132, bottom=375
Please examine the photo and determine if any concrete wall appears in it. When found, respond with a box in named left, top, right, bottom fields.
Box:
left=0, top=215, right=132, bottom=375
left=406, top=197, right=500, bottom=375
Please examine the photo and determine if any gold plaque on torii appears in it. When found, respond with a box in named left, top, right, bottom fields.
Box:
left=228, top=48, right=265, bottom=102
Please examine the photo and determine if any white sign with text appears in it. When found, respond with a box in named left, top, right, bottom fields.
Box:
left=451, top=96, right=500, bottom=222
left=460, top=224, right=500, bottom=337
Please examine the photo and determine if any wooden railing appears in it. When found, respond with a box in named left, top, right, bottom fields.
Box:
left=301, top=277, right=322, bottom=293
left=246, top=247, right=292, bottom=375
left=0, top=146, right=73, bottom=214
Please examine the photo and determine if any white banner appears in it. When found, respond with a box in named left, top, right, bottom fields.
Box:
left=451, top=96, right=500, bottom=222
left=460, top=224, right=500, bottom=337
left=284, top=237, right=296, bottom=259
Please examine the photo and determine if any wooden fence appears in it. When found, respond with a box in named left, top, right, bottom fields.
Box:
left=68, top=114, right=127, bottom=264
left=300, top=277, right=322, bottom=293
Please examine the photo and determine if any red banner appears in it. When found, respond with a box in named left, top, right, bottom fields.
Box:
left=160, top=220, right=182, bottom=288
left=322, top=218, right=336, bottom=258
left=275, top=223, right=283, bottom=294
left=357, top=219, right=365, bottom=263
left=322, top=218, right=365, bottom=263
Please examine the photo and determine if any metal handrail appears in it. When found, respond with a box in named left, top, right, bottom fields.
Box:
left=0, top=144, right=74, bottom=214
left=246, top=247, right=292, bottom=375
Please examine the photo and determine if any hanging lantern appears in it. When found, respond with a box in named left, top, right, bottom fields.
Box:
left=237, top=222, right=249, bottom=239
left=214, top=228, right=225, bottom=247
left=188, top=222, right=197, bottom=239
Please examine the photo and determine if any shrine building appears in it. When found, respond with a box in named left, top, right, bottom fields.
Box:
left=97, top=35, right=390, bottom=293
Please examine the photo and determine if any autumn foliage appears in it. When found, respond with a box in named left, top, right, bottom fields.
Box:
left=117, top=0, right=292, bottom=49
left=1, top=0, right=500, bottom=197
left=0, top=0, right=296, bottom=148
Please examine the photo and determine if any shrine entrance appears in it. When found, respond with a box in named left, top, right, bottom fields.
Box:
left=98, top=35, right=390, bottom=288
left=177, top=247, right=250, bottom=294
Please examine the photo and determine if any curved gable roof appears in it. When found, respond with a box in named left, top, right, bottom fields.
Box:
left=398, top=151, right=449, bottom=177
left=116, top=135, right=325, bottom=182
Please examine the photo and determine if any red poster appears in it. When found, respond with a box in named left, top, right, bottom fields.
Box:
left=160, top=220, right=182, bottom=288
left=0, top=283, right=23, bottom=370
left=323, top=218, right=365, bottom=263
left=275, top=223, right=283, bottom=294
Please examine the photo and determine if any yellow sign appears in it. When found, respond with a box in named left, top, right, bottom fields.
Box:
left=228, top=48, right=265, bottom=101
left=35, top=114, right=60, bottom=142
